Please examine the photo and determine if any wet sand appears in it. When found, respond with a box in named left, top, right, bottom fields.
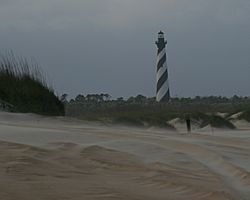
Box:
left=0, top=112, right=250, bottom=200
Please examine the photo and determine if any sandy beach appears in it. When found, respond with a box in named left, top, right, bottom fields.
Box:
left=0, top=111, right=250, bottom=200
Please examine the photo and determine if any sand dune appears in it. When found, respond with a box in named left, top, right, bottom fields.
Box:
left=0, top=112, right=250, bottom=200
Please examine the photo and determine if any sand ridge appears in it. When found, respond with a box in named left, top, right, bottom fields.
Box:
left=0, top=112, right=250, bottom=200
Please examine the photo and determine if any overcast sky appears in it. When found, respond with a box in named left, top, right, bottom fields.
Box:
left=1, top=0, right=250, bottom=98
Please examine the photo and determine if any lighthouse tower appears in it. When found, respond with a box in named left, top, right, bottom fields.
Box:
left=155, top=31, right=170, bottom=102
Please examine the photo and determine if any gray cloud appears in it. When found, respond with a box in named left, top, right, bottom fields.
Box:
left=0, top=0, right=250, bottom=98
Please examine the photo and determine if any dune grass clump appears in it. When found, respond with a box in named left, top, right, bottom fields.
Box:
left=238, top=110, right=250, bottom=122
left=205, top=115, right=235, bottom=129
left=187, top=112, right=235, bottom=129
left=0, top=52, right=64, bottom=116
left=114, top=116, right=144, bottom=127
left=112, top=112, right=176, bottom=130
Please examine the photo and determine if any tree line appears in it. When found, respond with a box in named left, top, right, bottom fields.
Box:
left=62, top=93, right=250, bottom=129
left=62, top=93, right=250, bottom=105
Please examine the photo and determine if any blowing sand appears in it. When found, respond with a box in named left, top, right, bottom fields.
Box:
left=0, top=112, right=250, bottom=200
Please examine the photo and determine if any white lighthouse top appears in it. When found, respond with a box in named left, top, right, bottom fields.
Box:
left=158, top=31, right=164, bottom=38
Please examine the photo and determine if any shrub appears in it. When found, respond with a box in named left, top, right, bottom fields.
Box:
left=238, top=110, right=250, bottom=122
left=201, top=115, right=235, bottom=129
left=140, top=115, right=176, bottom=130
left=113, top=116, right=144, bottom=127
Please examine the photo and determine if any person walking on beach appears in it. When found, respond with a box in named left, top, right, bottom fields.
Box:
left=185, top=114, right=191, bottom=133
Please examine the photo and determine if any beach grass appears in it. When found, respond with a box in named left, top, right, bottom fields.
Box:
left=0, top=52, right=64, bottom=116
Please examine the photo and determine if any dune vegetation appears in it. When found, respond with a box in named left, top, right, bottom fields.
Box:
left=0, top=52, right=64, bottom=116
left=65, top=94, right=250, bottom=129
left=238, top=110, right=250, bottom=122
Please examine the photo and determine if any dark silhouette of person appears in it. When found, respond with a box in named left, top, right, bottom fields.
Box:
left=185, top=114, right=191, bottom=133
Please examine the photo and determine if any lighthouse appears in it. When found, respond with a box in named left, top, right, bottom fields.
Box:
left=155, top=31, right=170, bottom=102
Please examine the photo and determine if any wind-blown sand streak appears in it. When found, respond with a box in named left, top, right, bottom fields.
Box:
left=0, top=112, right=250, bottom=200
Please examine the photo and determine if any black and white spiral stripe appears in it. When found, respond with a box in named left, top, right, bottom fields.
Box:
left=156, top=43, right=170, bottom=102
